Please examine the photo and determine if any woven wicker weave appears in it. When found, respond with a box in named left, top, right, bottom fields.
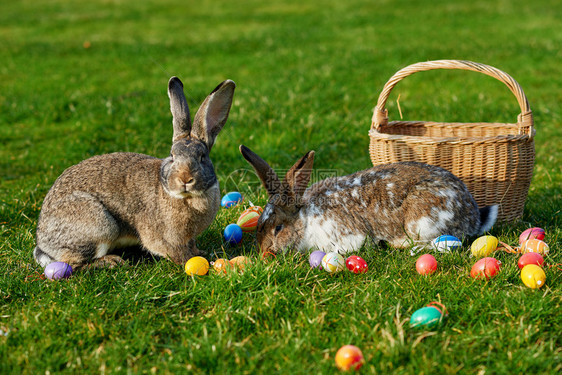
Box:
left=369, top=60, right=535, bottom=223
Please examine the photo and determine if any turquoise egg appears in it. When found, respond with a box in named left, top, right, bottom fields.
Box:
left=410, top=306, right=443, bottom=329
left=221, top=192, right=243, bottom=208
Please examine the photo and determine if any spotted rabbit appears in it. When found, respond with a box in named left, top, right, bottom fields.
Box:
left=240, top=145, right=497, bottom=255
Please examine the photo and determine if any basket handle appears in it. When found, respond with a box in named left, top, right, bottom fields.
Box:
left=372, top=60, right=533, bottom=133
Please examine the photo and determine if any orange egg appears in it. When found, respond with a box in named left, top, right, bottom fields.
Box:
left=230, top=256, right=252, bottom=271
left=335, top=345, right=365, bottom=371
left=211, top=258, right=231, bottom=274
left=520, top=239, right=549, bottom=255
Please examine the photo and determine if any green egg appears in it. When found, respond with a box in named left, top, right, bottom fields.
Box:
left=410, top=306, right=443, bottom=329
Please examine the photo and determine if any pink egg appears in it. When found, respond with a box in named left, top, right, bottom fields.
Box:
left=518, top=252, right=544, bottom=269
left=416, top=254, right=437, bottom=275
left=470, top=257, right=501, bottom=279
left=345, top=255, right=368, bottom=274
left=519, top=227, right=545, bottom=244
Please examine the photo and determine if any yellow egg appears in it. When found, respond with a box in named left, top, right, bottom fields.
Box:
left=521, top=264, right=546, bottom=289
left=184, top=256, right=209, bottom=276
left=521, top=239, right=549, bottom=255
left=470, top=236, right=499, bottom=258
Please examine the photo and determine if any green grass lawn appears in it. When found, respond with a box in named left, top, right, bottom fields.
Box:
left=1, top=0, right=561, bottom=373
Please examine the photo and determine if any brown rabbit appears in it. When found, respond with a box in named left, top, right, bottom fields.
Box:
left=34, top=77, right=236, bottom=269
left=240, top=145, right=498, bottom=255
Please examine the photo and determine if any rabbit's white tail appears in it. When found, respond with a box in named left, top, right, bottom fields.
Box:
left=34, top=246, right=55, bottom=268
left=478, top=205, right=498, bottom=234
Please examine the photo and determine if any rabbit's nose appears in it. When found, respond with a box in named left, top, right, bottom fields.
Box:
left=184, top=178, right=196, bottom=188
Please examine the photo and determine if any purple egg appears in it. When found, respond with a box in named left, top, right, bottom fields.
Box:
left=309, top=251, right=326, bottom=269
left=44, top=262, right=73, bottom=280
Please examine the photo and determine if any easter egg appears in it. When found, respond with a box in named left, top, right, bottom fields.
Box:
left=321, top=252, right=345, bottom=273
left=470, top=236, right=499, bottom=258
left=230, top=255, right=252, bottom=271
left=224, top=224, right=243, bottom=245
left=309, top=250, right=326, bottom=269
left=518, top=252, right=544, bottom=269
left=520, top=239, right=549, bottom=255
left=212, top=258, right=231, bottom=274
left=415, top=254, right=438, bottom=275
left=470, top=257, right=501, bottom=279
left=519, top=227, right=545, bottom=244
left=221, top=192, right=243, bottom=208
left=345, top=255, right=368, bottom=274
left=431, top=235, right=462, bottom=252
left=236, top=206, right=263, bottom=232
left=44, top=262, right=73, bottom=280
left=184, top=256, right=209, bottom=276
left=410, top=306, right=443, bottom=329
left=521, top=264, right=546, bottom=289
left=335, top=345, right=364, bottom=371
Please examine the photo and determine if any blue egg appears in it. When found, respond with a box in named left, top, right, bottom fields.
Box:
left=221, top=192, right=243, bottom=208
left=224, top=224, right=243, bottom=245
left=410, top=306, right=443, bottom=329
left=431, top=235, right=462, bottom=252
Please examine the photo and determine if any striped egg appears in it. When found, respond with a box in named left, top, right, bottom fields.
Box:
left=431, top=235, right=462, bottom=252
left=321, top=252, right=345, bottom=273
left=470, top=235, right=498, bottom=258
left=236, top=206, right=263, bottom=232
left=520, top=239, right=549, bottom=255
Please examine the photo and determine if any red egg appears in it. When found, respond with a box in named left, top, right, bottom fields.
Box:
left=470, top=257, right=501, bottom=279
left=519, top=227, right=545, bottom=244
left=517, top=252, right=544, bottom=269
left=345, top=255, right=368, bottom=274
left=416, top=254, right=438, bottom=275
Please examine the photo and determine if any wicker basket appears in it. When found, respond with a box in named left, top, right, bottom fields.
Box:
left=369, top=60, right=535, bottom=223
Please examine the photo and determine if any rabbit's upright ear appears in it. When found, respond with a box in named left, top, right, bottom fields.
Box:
left=283, top=151, right=315, bottom=198
left=168, top=77, right=192, bottom=142
left=240, top=145, right=282, bottom=197
left=192, top=80, right=236, bottom=151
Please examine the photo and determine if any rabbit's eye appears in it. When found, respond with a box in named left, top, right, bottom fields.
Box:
left=274, top=224, right=283, bottom=235
left=199, top=154, right=205, bottom=163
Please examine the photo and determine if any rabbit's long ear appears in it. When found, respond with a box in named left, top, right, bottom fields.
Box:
left=192, top=80, right=236, bottom=151
left=168, top=77, right=192, bottom=142
left=283, top=151, right=315, bottom=198
left=240, top=145, right=282, bottom=197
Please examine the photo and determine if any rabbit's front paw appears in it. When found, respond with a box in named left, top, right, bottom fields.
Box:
left=90, top=255, right=128, bottom=269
